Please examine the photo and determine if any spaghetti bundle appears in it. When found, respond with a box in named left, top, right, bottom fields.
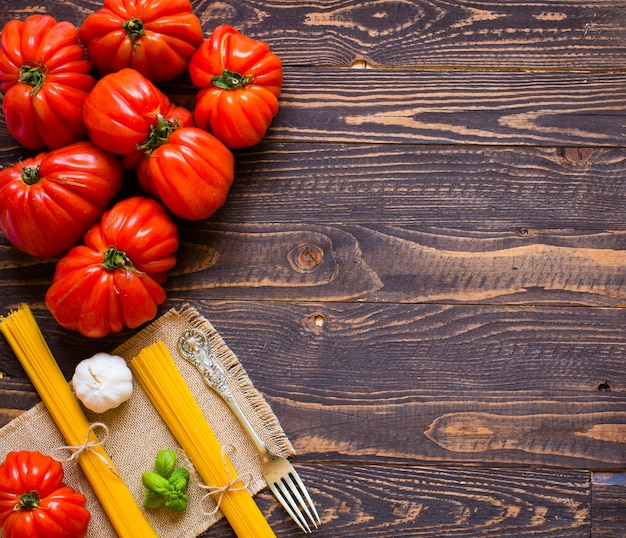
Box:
left=0, top=304, right=157, bottom=538
left=129, top=340, right=276, bottom=538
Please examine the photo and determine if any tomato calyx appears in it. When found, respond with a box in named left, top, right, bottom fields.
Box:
left=136, top=114, right=179, bottom=155
left=211, top=69, right=254, bottom=90
left=19, top=61, right=48, bottom=95
left=15, top=490, right=43, bottom=511
left=20, top=164, right=41, bottom=186
left=123, top=18, right=146, bottom=47
left=102, top=246, right=141, bottom=275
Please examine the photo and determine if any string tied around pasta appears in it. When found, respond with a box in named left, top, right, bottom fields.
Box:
left=194, top=445, right=253, bottom=516
left=51, top=422, right=121, bottom=485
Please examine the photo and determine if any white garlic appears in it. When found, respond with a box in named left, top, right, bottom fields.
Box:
left=72, top=353, right=133, bottom=413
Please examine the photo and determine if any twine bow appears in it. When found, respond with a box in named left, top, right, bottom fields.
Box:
left=51, top=422, right=121, bottom=480
left=196, top=445, right=252, bottom=516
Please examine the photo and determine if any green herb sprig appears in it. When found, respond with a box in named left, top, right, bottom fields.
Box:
left=142, top=449, right=190, bottom=513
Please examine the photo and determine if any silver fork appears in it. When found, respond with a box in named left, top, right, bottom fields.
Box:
left=177, top=328, right=321, bottom=533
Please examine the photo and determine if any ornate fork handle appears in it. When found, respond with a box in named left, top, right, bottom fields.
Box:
left=177, top=328, right=270, bottom=459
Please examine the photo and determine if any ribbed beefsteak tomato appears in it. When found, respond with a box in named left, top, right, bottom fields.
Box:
left=0, top=140, right=123, bottom=258
left=0, top=451, right=90, bottom=538
left=45, top=196, right=179, bottom=338
left=0, top=15, right=95, bottom=150
left=79, top=0, right=203, bottom=82
left=188, top=24, right=283, bottom=149
left=132, top=125, right=235, bottom=220
left=82, top=68, right=192, bottom=156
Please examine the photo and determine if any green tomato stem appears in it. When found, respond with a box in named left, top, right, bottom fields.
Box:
left=123, top=18, right=145, bottom=46
left=136, top=115, right=179, bottom=154
left=102, top=247, right=137, bottom=273
left=20, top=165, right=40, bottom=186
left=211, top=69, right=253, bottom=90
left=19, top=62, right=47, bottom=95
left=16, top=490, right=41, bottom=510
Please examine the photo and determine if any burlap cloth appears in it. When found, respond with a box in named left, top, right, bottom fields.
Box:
left=0, top=305, right=295, bottom=537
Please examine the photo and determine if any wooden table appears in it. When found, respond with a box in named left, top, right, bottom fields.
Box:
left=1, top=1, right=625, bottom=536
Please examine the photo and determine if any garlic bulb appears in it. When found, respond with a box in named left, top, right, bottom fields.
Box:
left=72, top=353, right=133, bottom=413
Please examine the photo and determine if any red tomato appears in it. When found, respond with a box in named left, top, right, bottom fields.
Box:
left=0, top=15, right=95, bottom=150
left=83, top=68, right=189, bottom=155
left=134, top=126, right=235, bottom=220
left=0, top=141, right=123, bottom=258
left=79, top=0, right=204, bottom=83
left=45, top=196, right=179, bottom=338
left=0, top=451, right=90, bottom=538
left=121, top=101, right=195, bottom=171
left=188, top=24, right=283, bottom=149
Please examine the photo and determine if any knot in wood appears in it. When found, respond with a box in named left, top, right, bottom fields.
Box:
left=288, top=243, right=324, bottom=273
left=561, top=147, right=596, bottom=165
left=302, top=312, right=325, bottom=336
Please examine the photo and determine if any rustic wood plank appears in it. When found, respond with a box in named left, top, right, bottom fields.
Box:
left=3, top=64, right=624, bottom=155
left=592, top=472, right=626, bottom=537
left=0, top=222, right=624, bottom=310
left=256, top=69, right=626, bottom=147
left=225, top=145, right=626, bottom=229
left=224, top=0, right=626, bottom=70
left=2, top=301, right=624, bottom=469
left=9, top=0, right=625, bottom=70
left=0, top=378, right=39, bottom=425
left=1, top=222, right=623, bottom=306
left=163, top=224, right=626, bottom=306
left=203, top=465, right=591, bottom=537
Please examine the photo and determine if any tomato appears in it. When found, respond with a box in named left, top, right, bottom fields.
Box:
left=121, top=101, right=195, bottom=171
left=133, top=126, right=235, bottom=220
left=0, top=451, right=90, bottom=538
left=79, top=0, right=203, bottom=83
left=0, top=141, right=123, bottom=259
left=188, top=24, right=283, bottom=149
left=45, top=196, right=179, bottom=338
left=83, top=68, right=190, bottom=155
left=0, top=15, right=95, bottom=150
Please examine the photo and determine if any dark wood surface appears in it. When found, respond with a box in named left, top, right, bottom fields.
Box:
left=0, top=1, right=625, bottom=536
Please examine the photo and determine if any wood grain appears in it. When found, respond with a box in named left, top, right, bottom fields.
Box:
left=259, top=69, right=626, bottom=147
left=2, top=301, right=624, bottom=469
left=159, top=68, right=626, bottom=147
left=226, top=144, right=626, bottom=227
left=160, top=224, right=626, bottom=306
left=202, top=465, right=591, bottom=537
left=1, top=223, right=622, bottom=307
left=11, top=0, right=626, bottom=69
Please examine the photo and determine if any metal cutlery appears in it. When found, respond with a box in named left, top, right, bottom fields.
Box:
left=178, top=327, right=321, bottom=533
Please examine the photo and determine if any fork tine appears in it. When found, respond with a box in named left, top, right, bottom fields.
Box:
left=281, top=472, right=319, bottom=528
left=269, top=481, right=312, bottom=533
left=282, top=473, right=317, bottom=531
left=290, top=470, right=321, bottom=526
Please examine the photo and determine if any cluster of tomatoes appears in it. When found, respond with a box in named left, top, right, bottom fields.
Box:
left=0, top=0, right=283, bottom=340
